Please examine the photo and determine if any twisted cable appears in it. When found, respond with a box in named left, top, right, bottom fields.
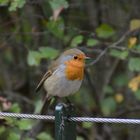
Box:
left=1, top=112, right=140, bottom=124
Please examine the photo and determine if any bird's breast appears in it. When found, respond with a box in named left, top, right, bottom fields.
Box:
left=43, top=64, right=82, bottom=97
left=65, top=60, right=84, bottom=80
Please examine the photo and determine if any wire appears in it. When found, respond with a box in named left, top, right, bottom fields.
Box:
left=0, top=112, right=54, bottom=121
left=1, top=112, right=140, bottom=124
left=69, top=117, right=140, bottom=124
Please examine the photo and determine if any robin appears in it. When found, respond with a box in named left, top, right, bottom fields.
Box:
left=36, top=48, right=87, bottom=114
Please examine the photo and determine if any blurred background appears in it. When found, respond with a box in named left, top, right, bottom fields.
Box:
left=0, top=0, right=140, bottom=140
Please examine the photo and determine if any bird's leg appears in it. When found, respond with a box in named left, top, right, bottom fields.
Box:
left=65, top=97, right=74, bottom=108
left=65, top=97, right=71, bottom=104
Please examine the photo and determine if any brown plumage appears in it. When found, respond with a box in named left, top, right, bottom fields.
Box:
left=36, top=48, right=86, bottom=115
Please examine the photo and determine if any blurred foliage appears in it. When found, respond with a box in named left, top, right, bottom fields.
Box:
left=27, top=47, right=59, bottom=66
left=9, top=0, right=26, bottom=11
left=0, top=0, right=140, bottom=139
left=130, top=19, right=140, bottom=31
left=109, top=49, right=129, bottom=60
left=128, top=75, right=140, bottom=92
left=71, top=35, right=84, bottom=47
left=128, top=37, right=137, bottom=48
left=86, top=38, right=99, bottom=47
left=128, top=57, right=140, bottom=72
left=95, top=23, right=115, bottom=39
left=49, top=0, right=68, bottom=10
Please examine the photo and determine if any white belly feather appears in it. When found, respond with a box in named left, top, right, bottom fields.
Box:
left=43, top=64, right=82, bottom=97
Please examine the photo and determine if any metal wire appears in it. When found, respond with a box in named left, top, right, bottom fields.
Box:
left=0, top=112, right=54, bottom=121
left=69, top=117, right=140, bottom=124
left=1, top=112, right=140, bottom=124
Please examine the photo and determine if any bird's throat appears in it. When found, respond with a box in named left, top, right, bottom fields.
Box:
left=65, top=60, right=84, bottom=80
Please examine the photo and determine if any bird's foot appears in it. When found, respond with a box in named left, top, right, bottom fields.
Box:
left=65, top=97, right=75, bottom=108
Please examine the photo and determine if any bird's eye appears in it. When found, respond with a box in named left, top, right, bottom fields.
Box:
left=74, top=56, right=78, bottom=60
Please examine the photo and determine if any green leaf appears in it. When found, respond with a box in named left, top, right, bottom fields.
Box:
left=9, top=0, right=26, bottom=11
left=49, top=0, right=68, bottom=10
left=110, top=49, right=129, bottom=60
left=17, top=120, right=33, bottom=130
left=77, top=136, right=84, bottom=140
left=34, top=100, right=42, bottom=113
left=37, top=132, right=53, bottom=140
left=134, top=90, right=140, bottom=100
left=113, top=74, right=128, bottom=87
left=8, top=132, right=20, bottom=140
left=9, top=103, right=21, bottom=113
left=5, top=117, right=16, bottom=126
left=71, top=35, right=83, bottom=47
left=0, top=126, right=5, bottom=135
left=0, top=0, right=9, bottom=5
left=39, top=47, right=59, bottom=59
left=101, top=97, right=116, bottom=116
left=86, top=39, right=99, bottom=47
left=27, top=48, right=59, bottom=66
left=135, top=44, right=140, bottom=52
left=27, top=50, right=41, bottom=66
left=103, top=86, right=114, bottom=95
left=96, top=24, right=115, bottom=39
left=47, top=19, right=64, bottom=39
left=83, top=122, right=92, bottom=129
left=128, top=57, right=140, bottom=72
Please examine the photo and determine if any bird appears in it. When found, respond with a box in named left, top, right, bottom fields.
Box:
left=28, top=49, right=87, bottom=138
left=36, top=48, right=87, bottom=114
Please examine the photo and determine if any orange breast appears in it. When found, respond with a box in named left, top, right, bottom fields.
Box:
left=65, top=60, right=84, bottom=80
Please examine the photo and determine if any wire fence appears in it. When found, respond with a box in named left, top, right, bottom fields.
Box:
left=1, top=112, right=140, bottom=124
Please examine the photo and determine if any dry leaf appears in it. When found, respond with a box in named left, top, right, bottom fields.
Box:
left=52, top=7, right=64, bottom=21
left=115, top=93, right=124, bottom=103
left=130, top=19, right=140, bottom=31
left=2, top=101, right=12, bottom=111
left=0, top=96, right=12, bottom=111
left=128, top=75, right=140, bottom=92
left=128, top=37, right=137, bottom=49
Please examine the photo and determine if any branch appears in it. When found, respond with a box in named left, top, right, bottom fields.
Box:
left=87, top=30, right=134, bottom=66
left=0, top=90, right=34, bottom=105
left=112, top=45, right=140, bottom=55
left=114, top=106, right=140, bottom=117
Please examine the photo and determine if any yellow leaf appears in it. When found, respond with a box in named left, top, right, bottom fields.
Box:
left=115, top=93, right=124, bottom=103
left=128, top=75, right=140, bottom=92
left=130, top=19, right=140, bottom=31
left=128, top=37, right=137, bottom=49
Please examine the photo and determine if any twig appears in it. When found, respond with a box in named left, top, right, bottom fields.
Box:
left=0, top=91, right=34, bottom=105
left=88, top=30, right=131, bottom=66
left=114, top=106, right=140, bottom=117
left=112, top=46, right=140, bottom=55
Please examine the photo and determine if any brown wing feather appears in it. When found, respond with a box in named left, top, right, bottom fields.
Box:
left=35, top=54, right=62, bottom=93
left=35, top=70, right=52, bottom=92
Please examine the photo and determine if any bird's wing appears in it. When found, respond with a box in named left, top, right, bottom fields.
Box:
left=35, top=70, right=52, bottom=92
left=35, top=53, right=61, bottom=92
left=35, top=57, right=61, bottom=93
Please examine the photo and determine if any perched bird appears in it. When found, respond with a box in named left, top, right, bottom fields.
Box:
left=36, top=48, right=87, bottom=114
left=28, top=48, right=87, bottom=138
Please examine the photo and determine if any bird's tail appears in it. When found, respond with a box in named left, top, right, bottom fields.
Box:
left=40, top=96, right=52, bottom=115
